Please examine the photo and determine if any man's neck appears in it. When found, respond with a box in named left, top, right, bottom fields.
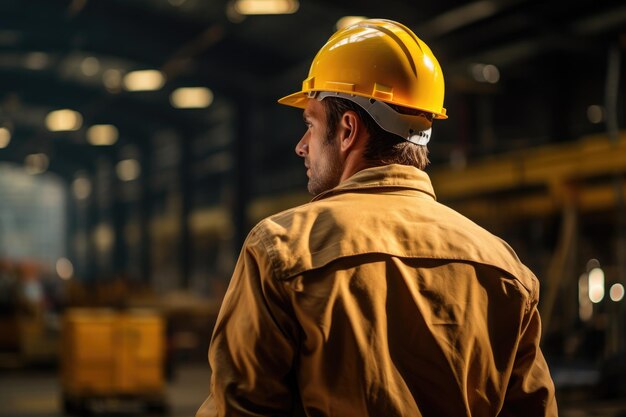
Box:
left=338, top=153, right=376, bottom=184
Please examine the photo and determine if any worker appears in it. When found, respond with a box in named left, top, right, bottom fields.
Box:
left=197, top=18, right=558, bottom=417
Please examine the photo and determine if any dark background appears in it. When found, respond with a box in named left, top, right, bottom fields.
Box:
left=0, top=0, right=625, bottom=415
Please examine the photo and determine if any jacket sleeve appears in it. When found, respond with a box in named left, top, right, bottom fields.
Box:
left=500, top=283, right=558, bottom=417
left=196, top=226, right=300, bottom=417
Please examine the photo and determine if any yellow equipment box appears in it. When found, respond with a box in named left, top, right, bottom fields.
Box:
left=61, top=308, right=167, bottom=414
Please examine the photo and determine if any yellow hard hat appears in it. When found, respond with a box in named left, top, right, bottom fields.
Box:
left=278, top=18, right=447, bottom=119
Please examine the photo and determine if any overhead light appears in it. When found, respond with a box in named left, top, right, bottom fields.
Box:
left=93, top=223, right=115, bottom=252
left=483, top=65, right=500, bottom=83
left=471, top=63, right=500, bottom=84
left=123, top=69, right=165, bottom=91
left=588, top=267, right=605, bottom=303
left=610, top=283, right=625, bottom=302
left=81, top=56, right=100, bottom=76
left=116, top=159, right=141, bottom=181
left=587, top=258, right=601, bottom=271
left=45, top=109, right=83, bottom=131
left=56, top=258, right=74, bottom=280
left=587, top=105, right=604, bottom=124
left=72, top=175, right=92, bottom=200
left=336, top=16, right=367, bottom=30
left=24, top=52, right=49, bottom=70
left=170, top=87, right=214, bottom=109
left=0, top=127, right=11, bottom=149
left=233, top=0, right=299, bottom=15
left=226, top=1, right=246, bottom=22
left=103, top=69, right=123, bottom=93
left=25, top=153, right=49, bottom=175
left=87, top=124, right=119, bottom=146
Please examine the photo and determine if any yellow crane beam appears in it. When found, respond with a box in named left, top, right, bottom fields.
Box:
left=430, top=132, right=626, bottom=201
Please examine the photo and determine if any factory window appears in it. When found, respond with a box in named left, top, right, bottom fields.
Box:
left=0, top=163, right=67, bottom=269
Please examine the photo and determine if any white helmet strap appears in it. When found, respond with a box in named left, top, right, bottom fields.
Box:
left=311, top=91, right=433, bottom=146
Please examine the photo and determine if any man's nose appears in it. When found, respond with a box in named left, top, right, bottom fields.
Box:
left=295, top=136, right=308, bottom=157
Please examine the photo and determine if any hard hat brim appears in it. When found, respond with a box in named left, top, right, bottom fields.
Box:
left=277, top=91, right=308, bottom=109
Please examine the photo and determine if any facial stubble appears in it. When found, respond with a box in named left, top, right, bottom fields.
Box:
left=307, top=136, right=343, bottom=196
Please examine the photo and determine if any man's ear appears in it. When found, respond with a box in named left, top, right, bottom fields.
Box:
left=338, top=110, right=362, bottom=153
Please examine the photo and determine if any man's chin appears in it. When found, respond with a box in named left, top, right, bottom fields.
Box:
left=307, top=179, right=339, bottom=196
left=307, top=180, right=322, bottom=196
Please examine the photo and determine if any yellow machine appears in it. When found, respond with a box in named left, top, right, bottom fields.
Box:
left=60, top=308, right=167, bottom=414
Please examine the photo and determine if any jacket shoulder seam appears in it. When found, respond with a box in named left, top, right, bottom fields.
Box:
left=274, top=250, right=535, bottom=293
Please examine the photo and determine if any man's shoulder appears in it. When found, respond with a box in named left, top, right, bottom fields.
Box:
left=250, top=194, right=353, bottom=238
left=245, top=192, right=538, bottom=294
left=403, top=201, right=539, bottom=295
left=244, top=199, right=332, bottom=281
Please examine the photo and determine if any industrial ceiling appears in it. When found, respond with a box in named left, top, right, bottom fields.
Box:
left=0, top=0, right=624, bottom=178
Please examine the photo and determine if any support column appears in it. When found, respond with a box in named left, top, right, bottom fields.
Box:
left=139, top=143, right=152, bottom=285
left=179, top=129, right=192, bottom=289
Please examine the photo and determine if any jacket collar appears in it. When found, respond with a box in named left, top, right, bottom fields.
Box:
left=311, top=164, right=437, bottom=202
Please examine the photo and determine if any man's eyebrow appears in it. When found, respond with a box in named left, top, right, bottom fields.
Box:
left=302, top=112, right=310, bottom=122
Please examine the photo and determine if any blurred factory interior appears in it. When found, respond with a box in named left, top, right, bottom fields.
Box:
left=0, top=0, right=625, bottom=415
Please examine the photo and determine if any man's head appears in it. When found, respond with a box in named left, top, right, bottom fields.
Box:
left=280, top=18, right=446, bottom=195
left=295, top=96, right=431, bottom=195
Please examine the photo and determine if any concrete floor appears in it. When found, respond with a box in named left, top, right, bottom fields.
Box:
left=1, top=363, right=626, bottom=416
left=0, top=363, right=211, bottom=417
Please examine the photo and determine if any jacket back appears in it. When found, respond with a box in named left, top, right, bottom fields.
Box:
left=199, top=165, right=557, bottom=417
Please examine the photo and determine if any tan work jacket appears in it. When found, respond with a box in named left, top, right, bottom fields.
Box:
left=197, top=164, right=557, bottom=417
